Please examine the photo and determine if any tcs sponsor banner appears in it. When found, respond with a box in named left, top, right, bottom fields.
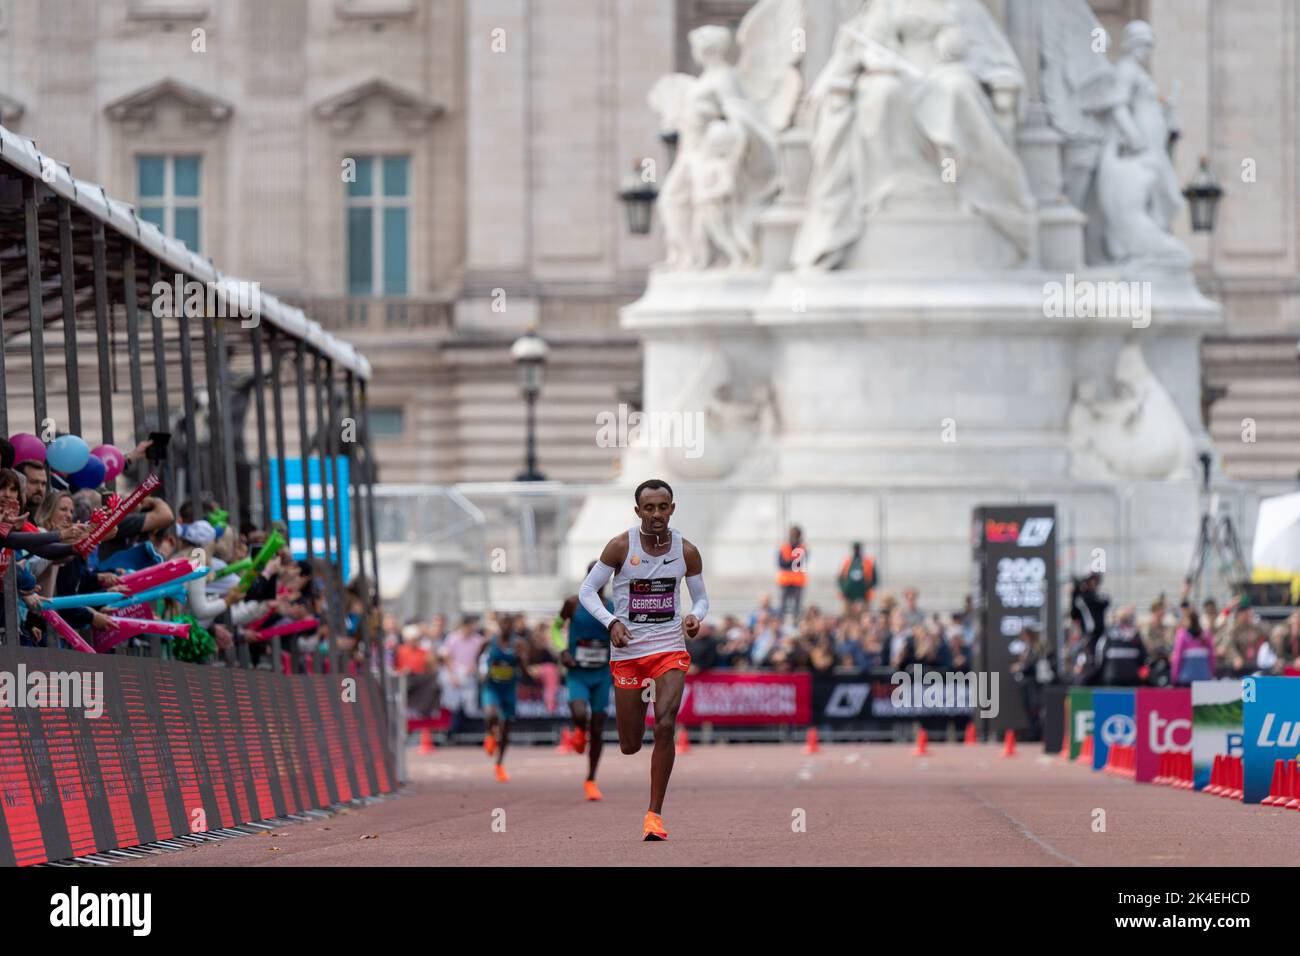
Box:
left=1091, top=689, right=1136, bottom=771
left=1191, top=680, right=1244, bottom=791
left=1241, top=675, right=1300, bottom=804
left=1135, top=687, right=1192, bottom=784
left=1067, top=687, right=1094, bottom=760
left=0, top=646, right=395, bottom=867
left=653, top=672, right=810, bottom=726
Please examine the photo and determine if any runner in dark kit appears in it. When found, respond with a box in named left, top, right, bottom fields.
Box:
left=578, top=478, right=709, bottom=841
left=558, top=560, right=615, bottom=801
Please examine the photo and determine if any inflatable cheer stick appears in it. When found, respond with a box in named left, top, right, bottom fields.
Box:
left=106, top=571, right=206, bottom=609
left=115, top=558, right=197, bottom=595
left=237, top=529, right=287, bottom=590
left=39, top=592, right=124, bottom=611
left=41, top=610, right=97, bottom=654
left=74, top=473, right=160, bottom=557
left=246, top=616, right=319, bottom=642
left=94, top=616, right=190, bottom=653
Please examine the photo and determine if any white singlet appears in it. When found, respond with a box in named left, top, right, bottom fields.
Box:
left=611, top=526, right=687, bottom=662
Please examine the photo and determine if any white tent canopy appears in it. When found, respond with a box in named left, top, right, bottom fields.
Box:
left=1252, top=491, right=1300, bottom=574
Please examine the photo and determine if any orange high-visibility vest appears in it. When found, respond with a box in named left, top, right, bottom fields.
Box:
left=777, top=543, right=807, bottom=587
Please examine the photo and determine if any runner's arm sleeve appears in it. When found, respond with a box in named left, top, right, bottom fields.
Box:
left=686, top=574, right=709, bottom=621
left=578, top=561, right=616, bottom=629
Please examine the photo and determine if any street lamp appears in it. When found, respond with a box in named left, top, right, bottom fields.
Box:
left=618, top=159, right=658, bottom=236
left=1183, top=156, right=1225, bottom=233
left=511, top=327, right=549, bottom=482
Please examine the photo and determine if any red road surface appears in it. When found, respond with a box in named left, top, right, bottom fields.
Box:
left=119, top=743, right=1300, bottom=866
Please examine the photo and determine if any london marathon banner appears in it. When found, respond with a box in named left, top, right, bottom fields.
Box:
left=0, top=647, right=395, bottom=867
left=650, top=672, right=812, bottom=726
left=971, top=505, right=1058, bottom=734
left=1191, top=679, right=1244, bottom=791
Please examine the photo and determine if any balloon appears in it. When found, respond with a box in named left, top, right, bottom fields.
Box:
left=9, top=433, right=45, bottom=466
left=91, top=444, right=125, bottom=482
left=46, top=434, right=90, bottom=474
left=68, top=455, right=107, bottom=491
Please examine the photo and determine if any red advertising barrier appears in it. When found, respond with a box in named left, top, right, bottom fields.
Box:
left=651, top=672, right=812, bottom=726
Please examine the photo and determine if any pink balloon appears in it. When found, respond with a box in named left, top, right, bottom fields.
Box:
left=9, top=433, right=45, bottom=465
left=91, top=444, right=125, bottom=482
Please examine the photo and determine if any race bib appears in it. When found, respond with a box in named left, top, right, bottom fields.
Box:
left=629, top=578, right=677, bottom=624
left=488, top=662, right=515, bottom=682
left=575, top=641, right=609, bottom=666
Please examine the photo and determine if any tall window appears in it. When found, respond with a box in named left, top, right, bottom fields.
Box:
left=137, top=154, right=202, bottom=252
left=346, top=155, right=409, bottom=297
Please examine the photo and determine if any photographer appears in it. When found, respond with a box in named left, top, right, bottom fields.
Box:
left=1069, top=571, right=1109, bottom=657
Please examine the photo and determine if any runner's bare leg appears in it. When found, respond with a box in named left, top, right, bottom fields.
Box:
left=648, top=669, right=685, bottom=814
left=588, top=711, right=606, bottom=781
left=614, top=686, right=649, bottom=754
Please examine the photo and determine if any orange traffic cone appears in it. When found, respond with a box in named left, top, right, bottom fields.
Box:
left=556, top=727, right=574, bottom=754
left=912, top=728, right=929, bottom=756
left=1076, top=736, right=1094, bottom=765
left=418, top=727, right=436, bottom=754
left=803, top=727, right=820, bottom=755
left=1224, top=756, right=1243, bottom=800
left=1262, top=759, right=1287, bottom=805
left=1205, top=754, right=1223, bottom=795
left=1154, top=753, right=1169, bottom=786
left=964, top=721, right=978, bottom=746
left=676, top=727, right=691, bottom=755
left=1180, top=753, right=1195, bottom=789
left=1284, top=760, right=1300, bottom=810
left=1001, top=729, right=1016, bottom=757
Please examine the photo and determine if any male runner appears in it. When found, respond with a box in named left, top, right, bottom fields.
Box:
left=579, top=478, right=708, bottom=840
left=479, top=622, right=528, bottom=782
left=558, top=560, right=614, bottom=801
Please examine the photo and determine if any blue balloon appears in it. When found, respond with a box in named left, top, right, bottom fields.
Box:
left=68, top=454, right=107, bottom=490
left=46, top=434, right=90, bottom=474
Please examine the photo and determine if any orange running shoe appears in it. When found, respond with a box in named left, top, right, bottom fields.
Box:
left=483, top=734, right=497, bottom=757
left=571, top=728, right=587, bottom=754
left=495, top=763, right=510, bottom=782
left=583, top=780, right=602, bottom=801
left=642, top=811, right=667, bottom=841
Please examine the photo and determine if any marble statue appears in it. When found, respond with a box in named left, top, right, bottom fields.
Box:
left=1067, top=341, right=1197, bottom=481
left=1094, top=21, right=1191, bottom=270
left=790, top=0, right=1036, bottom=271
left=648, top=0, right=805, bottom=270
left=1039, top=5, right=1190, bottom=269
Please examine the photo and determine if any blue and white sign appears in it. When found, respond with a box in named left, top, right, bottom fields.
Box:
left=1091, top=689, right=1136, bottom=771
left=1241, top=676, right=1300, bottom=803
left=268, top=456, right=351, bottom=581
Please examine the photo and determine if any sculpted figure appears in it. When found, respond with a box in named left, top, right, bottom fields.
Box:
left=648, top=0, right=805, bottom=270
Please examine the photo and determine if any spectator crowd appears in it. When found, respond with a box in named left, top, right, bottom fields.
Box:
left=0, top=434, right=374, bottom=671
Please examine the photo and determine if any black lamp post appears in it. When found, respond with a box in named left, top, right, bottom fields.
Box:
left=511, top=327, right=549, bottom=482
left=1183, top=156, right=1225, bottom=233
left=618, top=159, right=658, bottom=236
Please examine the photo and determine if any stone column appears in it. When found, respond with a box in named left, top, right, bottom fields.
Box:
left=1006, top=0, right=1084, bottom=270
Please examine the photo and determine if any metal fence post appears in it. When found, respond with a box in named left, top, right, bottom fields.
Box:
left=121, top=243, right=147, bottom=485
left=177, top=292, right=203, bottom=515
left=22, top=178, right=48, bottom=433
left=91, top=222, right=115, bottom=452
left=57, top=199, right=82, bottom=436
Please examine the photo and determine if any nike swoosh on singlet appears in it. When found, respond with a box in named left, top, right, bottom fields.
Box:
left=663, top=558, right=676, bottom=564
